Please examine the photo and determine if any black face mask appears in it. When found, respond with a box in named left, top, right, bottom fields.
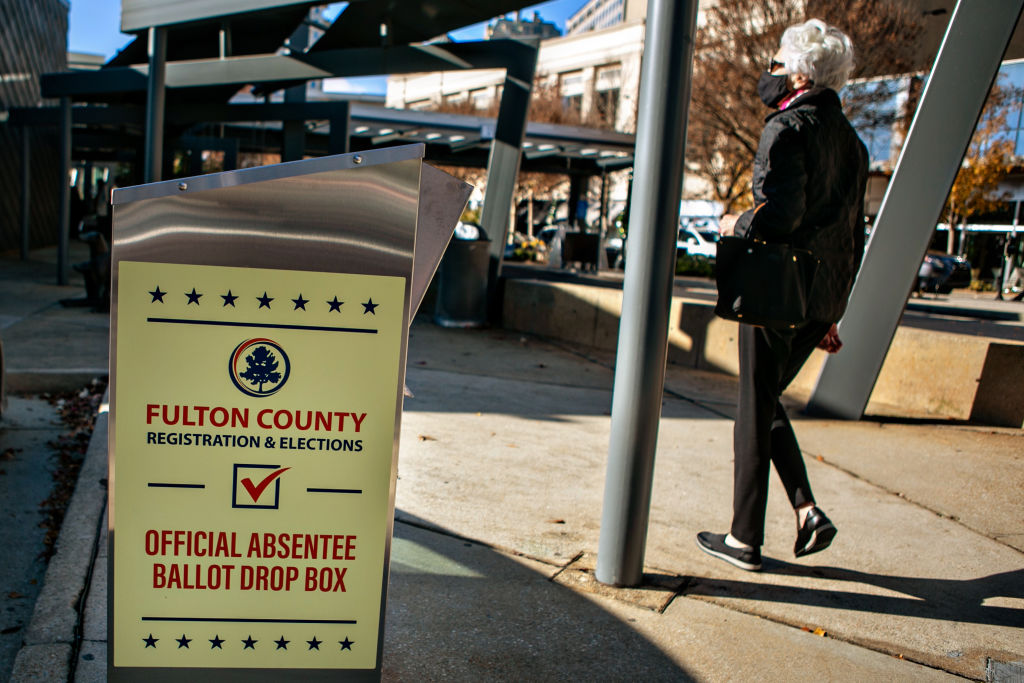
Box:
left=757, top=71, right=790, bottom=109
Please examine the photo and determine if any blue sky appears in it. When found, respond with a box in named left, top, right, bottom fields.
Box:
left=67, top=0, right=584, bottom=95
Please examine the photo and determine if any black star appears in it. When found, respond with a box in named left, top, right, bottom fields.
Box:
left=339, top=637, right=354, bottom=651
left=149, top=286, right=166, bottom=303
left=221, top=290, right=238, bottom=307
left=257, top=292, right=274, bottom=309
left=176, top=634, right=191, bottom=649
left=327, top=296, right=344, bottom=313
left=210, top=634, right=224, bottom=649
left=292, top=294, right=309, bottom=311
left=143, top=633, right=158, bottom=648
left=307, top=636, right=322, bottom=651
left=275, top=635, right=290, bottom=650
left=362, top=298, right=378, bottom=314
left=185, top=288, right=202, bottom=305
left=242, top=635, right=257, bottom=650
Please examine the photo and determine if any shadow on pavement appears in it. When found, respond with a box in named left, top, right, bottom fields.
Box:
left=686, top=561, right=1024, bottom=629
left=384, top=513, right=694, bottom=680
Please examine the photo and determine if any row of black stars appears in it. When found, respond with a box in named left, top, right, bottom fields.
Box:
left=148, top=287, right=379, bottom=314
left=142, top=633, right=353, bottom=651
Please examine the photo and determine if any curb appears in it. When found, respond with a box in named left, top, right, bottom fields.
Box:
left=10, top=400, right=108, bottom=682
left=4, top=370, right=110, bottom=397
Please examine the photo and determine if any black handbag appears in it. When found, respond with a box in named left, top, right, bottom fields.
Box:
left=714, top=236, right=820, bottom=329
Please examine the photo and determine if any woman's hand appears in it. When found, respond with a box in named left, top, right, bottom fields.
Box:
left=817, top=323, right=843, bottom=353
left=719, top=214, right=740, bottom=236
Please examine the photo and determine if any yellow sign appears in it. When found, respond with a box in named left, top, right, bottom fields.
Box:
left=112, top=261, right=406, bottom=670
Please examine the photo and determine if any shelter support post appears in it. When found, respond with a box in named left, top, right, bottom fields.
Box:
left=144, top=26, right=167, bottom=183
left=57, top=97, right=71, bottom=285
left=20, top=127, right=31, bottom=261
left=596, top=0, right=698, bottom=587
left=329, top=101, right=351, bottom=155
left=568, top=175, right=584, bottom=230
left=807, top=0, right=1024, bottom=420
left=480, top=40, right=538, bottom=320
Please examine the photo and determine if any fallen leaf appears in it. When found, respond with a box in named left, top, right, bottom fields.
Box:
left=548, top=519, right=566, bottom=524
left=475, top=412, right=482, bottom=416
left=417, top=435, right=437, bottom=442
left=813, top=628, right=827, bottom=637
left=7, top=592, right=24, bottom=599
left=816, top=455, right=824, bottom=462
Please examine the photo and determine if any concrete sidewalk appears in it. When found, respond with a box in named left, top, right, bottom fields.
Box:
left=4, top=248, right=1023, bottom=681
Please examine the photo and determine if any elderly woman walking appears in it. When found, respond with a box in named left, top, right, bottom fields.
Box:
left=696, top=19, right=869, bottom=571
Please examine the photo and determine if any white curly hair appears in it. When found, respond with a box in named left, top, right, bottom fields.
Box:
left=777, top=19, right=855, bottom=90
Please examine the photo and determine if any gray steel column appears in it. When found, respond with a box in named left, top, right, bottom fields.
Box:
left=807, top=0, right=1024, bottom=419
left=20, top=127, right=31, bottom=261
left=144, top=26, right=167, bottom=184
left=57, top=97, right=72, bottom=285
left=596, top=0, right=698, bottom=587
left=480, top=40, right=538, bottom=307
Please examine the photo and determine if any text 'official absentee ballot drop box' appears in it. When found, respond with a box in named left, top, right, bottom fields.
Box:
left=107, top=145, right=471, bottom=681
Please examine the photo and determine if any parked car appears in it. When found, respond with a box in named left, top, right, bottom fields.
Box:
left=677, top=226, right=720, bottom=259
left=916, top=252, right=971, bottom=294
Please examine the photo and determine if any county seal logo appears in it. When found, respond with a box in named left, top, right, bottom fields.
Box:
left=229, top=338, right=290, bottom=397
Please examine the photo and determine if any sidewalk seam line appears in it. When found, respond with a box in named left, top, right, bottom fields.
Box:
left=804, top=448, right=1024, bottom=556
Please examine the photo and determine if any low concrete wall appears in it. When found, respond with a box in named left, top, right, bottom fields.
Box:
left=502, top=279, right=1024, bottom=427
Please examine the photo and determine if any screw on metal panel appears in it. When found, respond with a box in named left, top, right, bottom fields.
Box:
left=353, top=155, right=363, bottom=165
left=178, top=183, right=187, bottom=191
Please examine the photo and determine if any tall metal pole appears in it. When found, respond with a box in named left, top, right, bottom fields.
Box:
left=807, top=0, right=1024, bottom=419
left=144, top=26, right=167, bottom=184
left=596, top=0, right=698, bottom=587
left=20, top=127, right=31, bottom=261
left=57, top=97, right=71, bottom=285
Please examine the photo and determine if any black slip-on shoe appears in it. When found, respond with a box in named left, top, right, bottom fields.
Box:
left=794, top=507, right=837, bottom=558
left=695, top=532, right=762, bottom=571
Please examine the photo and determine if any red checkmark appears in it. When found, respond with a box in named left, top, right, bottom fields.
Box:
left=240, top=467, right=290, bottom=502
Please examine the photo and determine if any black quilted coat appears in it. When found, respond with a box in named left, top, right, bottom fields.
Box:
left=733, top=87, right=869, bottom=324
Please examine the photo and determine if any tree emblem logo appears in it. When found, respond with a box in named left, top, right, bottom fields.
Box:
left=229, top=338, right=291, bottom=397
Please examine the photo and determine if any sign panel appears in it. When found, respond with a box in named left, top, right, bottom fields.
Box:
left=107, top=146, right=470, bottom=680
left=113, top=261, right=405, bottom=670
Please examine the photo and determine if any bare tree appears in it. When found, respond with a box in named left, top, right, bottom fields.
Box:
left=944, top=81, right=1017, bottom=255
left=688, top=0, right=923, bottom=212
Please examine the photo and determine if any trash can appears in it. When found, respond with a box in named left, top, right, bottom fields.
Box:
left=434, top=223, right=490, bottom=327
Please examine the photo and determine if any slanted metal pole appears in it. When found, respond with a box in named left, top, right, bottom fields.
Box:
left=596, top=0, right=698, bottom=587
left=480, top=40, right=538, bottom=320
left=20, top=127, right=31, bottom=261
left=807, top=0, right=1024, bottom=419
left=144, top=26, right=167, bottom=183
left=57, top=97, right=71, bottom=285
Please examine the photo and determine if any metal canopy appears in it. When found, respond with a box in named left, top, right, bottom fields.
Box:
left=310, top=0, right=545, bottom=50
left=8, top=100, right=634, bottom=173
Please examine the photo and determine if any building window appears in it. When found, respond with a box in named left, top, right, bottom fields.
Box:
left=560, top=71, right=584, bottom=113
left=444, top=92, right=468, bottom=107
left=470, top=88, right=492, bottom=110
left=595, top=64, right=622, bottom=126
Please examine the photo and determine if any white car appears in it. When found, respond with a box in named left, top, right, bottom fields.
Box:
left=677, top=226, right=720, bottom=259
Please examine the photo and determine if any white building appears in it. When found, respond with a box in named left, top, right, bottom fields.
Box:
left=387, top=21, right=645, bottom=135
left=566, top=0, right=647, bottom=36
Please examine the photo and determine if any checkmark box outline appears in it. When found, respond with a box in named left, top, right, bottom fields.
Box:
left=232, top=463, right=287, bottom=510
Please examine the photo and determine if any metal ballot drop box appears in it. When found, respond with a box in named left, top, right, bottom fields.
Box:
left=107, top=145, right=470, bottom=681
